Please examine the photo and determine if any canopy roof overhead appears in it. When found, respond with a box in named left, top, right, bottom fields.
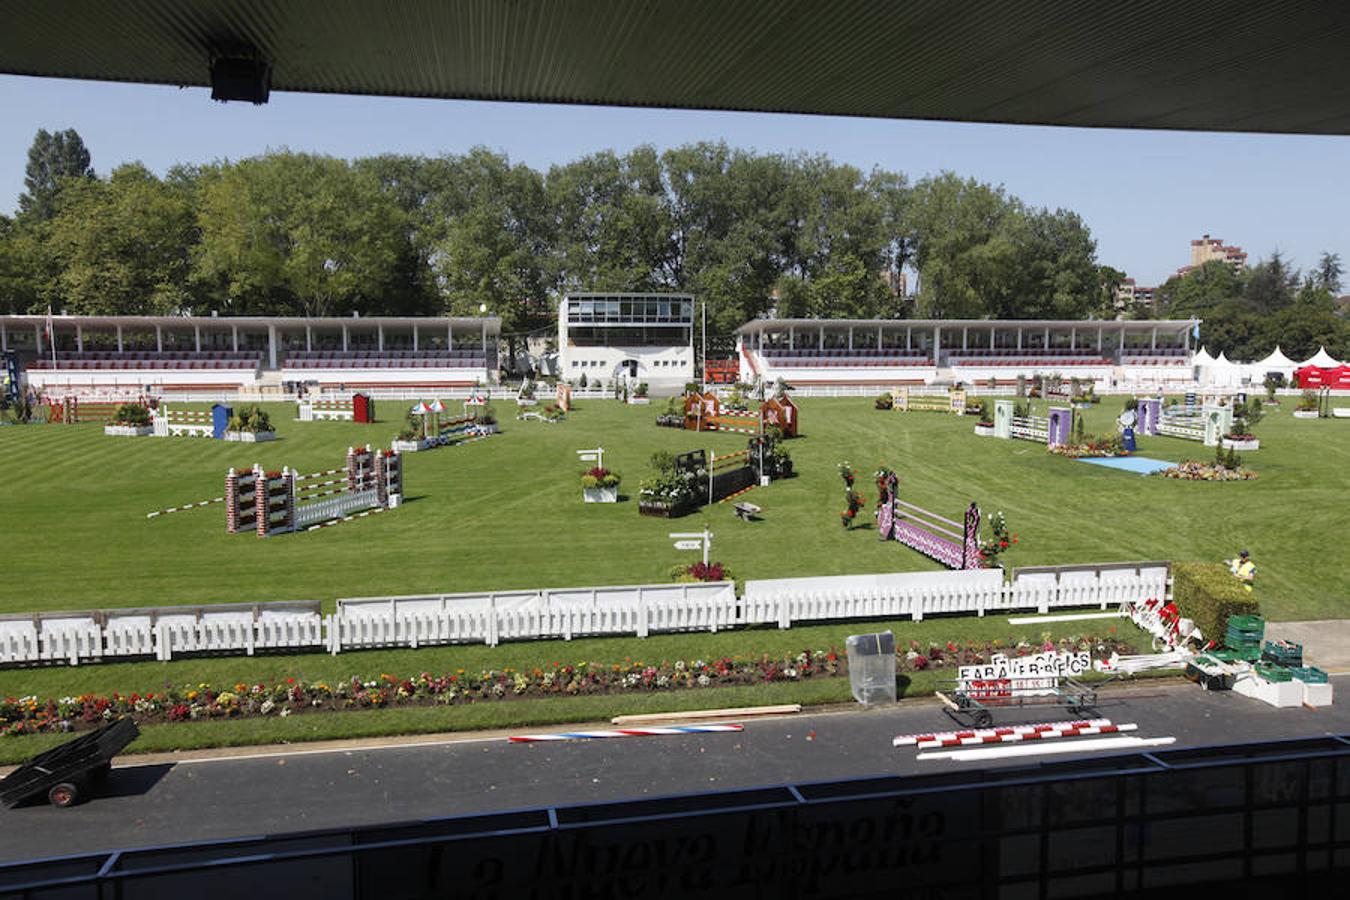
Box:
left=1299, top=347, right=1343, bottom=368
left=3, top=1, right=1350, bottom=134
left=1254, top=346, right=1298, bottom=370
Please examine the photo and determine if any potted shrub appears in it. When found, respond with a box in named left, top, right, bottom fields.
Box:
left=224, top=405, right=276, bottom=442
left=972, top=399, right=995, bottom=436
left=874, top=392, right=894, bottom=410
left=105, top=402, right=154, bottom=437
left=629, top=382, right=650, bottom=405
left=474, top=404, right=499, bottom=434
left=1263, top=373, right=1282, bottom=405
left=392, top=412, right=431, bottom=452
left=1222, top=398, right=1262, bottom=450
left=581, top=466, right=621, bottom=503
left=1293, top=390, right=1320, bottom=419
left=516, top=379, right=536, bottom=407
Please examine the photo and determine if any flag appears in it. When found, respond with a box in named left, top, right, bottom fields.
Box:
left=44, top=305, right=54, bottom=341
left=1192, top=322, right=1201, bottom=340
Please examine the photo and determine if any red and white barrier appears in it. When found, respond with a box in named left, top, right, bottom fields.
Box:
left=146, top=495, right=226, bottom=518
left=894, top=718, right=1129, bottom=748
left=509, top=724, right=743, bottom=743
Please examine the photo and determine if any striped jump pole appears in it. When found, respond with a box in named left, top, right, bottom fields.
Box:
left=146, top=495, right=226, bottom=518
left=509, top=724, right=743, bottom=743
left=894, top=718, right=1121, bottom=747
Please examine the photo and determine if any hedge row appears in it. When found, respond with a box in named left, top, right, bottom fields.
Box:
left=1172, top=561, right=1260, bottom=646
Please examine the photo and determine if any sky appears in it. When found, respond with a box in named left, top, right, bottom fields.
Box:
left=2, top=74, right=1347, bottom=288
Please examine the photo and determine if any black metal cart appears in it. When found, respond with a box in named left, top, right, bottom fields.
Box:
left=935, top=677, right=1103, bottom=727
left=0, top=718, right=140, bottom=808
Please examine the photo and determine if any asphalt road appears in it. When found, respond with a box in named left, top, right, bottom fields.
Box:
left=2, top=679, right=1347, bottom=864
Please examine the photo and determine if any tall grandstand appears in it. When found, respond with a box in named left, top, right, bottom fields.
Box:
left=1, top=314, right=501, bottom=396
left=735, top=318, right=1200, bottom=388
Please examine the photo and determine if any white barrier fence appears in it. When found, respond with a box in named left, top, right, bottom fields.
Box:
left=0, top=562, right=1170, bottom=666
left=0, top=602, right=325, bottom=667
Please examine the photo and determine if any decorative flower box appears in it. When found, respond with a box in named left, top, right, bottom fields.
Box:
left=103, top=425, right=153, bottom=437
left=516, top=398, right=536, bottom=407
left=1293, top=410, right=1319, bottom=419
left=224, top=430, right=277, bottom=443
left=1222, top=438, right=1260, bottom=451
left=1334, top=408, right=1350, bottom=418
left=973, top=424, right=995, bottom=437
left=628, top=397, right=651, bottom=405
left=476, top=423, right=500, bottom=435
left=639, top=502, right=675, bottom=517
left=583, top=486, right=619, bottom=503
left=391, top=438, right=433, bottom=452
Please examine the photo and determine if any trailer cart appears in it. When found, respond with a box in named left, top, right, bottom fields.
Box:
left=0, top=718, right=139, bottom=808
left=935, top=677, right=1103, bottom=728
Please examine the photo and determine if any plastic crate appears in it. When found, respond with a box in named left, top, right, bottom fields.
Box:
left=1227, top=614, right=1265, bottom=630
left=1289, top=666, right=1328, bottom=684
left=1262, top=640, right=1303, bottom=667
left=1254, top=662, right=1293, bottom=682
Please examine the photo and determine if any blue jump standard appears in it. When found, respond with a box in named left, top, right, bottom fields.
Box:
left=1076, top=456, right=1175, bottom=475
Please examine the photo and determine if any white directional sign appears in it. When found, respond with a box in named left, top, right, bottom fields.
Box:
left=669, top=527, right=714, bottom=564
left=576, top=446, right=604, bottom=469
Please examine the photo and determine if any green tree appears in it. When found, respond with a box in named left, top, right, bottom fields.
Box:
left=194, top=152, right=409, bottom=317
left=1244, top=252, right=1298, bottom=314
left=43, top=163, right=197, bottom=315
left=1315, top=252, right=1342, bottom=294
left=1156, top=260, right=1244, bottom=318
left=0, top=216, right=44, bottom=314
left=18, top=128, right=94, bottom=222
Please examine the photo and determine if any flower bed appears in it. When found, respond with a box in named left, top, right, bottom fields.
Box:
left=973, top=423, right=995, bottom=437
left=1049, top=434, right=1130, bottom=458
left=670, top=561, right=734, bottom=583
left=1155, top=460, right=1258, bottom=481
left=224, top=430, right=277, bottom=443
left=0, top=633, right=1133, bottom=737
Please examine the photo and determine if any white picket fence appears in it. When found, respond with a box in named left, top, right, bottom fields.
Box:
left=0, top=562, right=1170, bottom=666
left=0, top=602, right=325, bottom=667
left=294, top=489, right=380, bottom=529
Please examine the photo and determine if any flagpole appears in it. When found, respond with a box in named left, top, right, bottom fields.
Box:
left=46, top=306, right=56, bottom=370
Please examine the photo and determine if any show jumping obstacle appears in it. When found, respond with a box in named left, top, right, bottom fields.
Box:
left=225, top=445, right=403, bottom=537
left=152, top=403, right=232, bottom=439
left=893, top=387, right=966, bottom=414
left=876, top=471, right=982, bottom=570
left=50, top=396, right=131, bottom=424
left=1136, top=397, right=1230, bottom=447
left=297, top=393, right=374, bottom=423
left=992, top=400, right=1073, bottom=448
left=683, top=391, right=799, bottom=437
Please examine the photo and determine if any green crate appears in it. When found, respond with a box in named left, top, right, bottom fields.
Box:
left=1262, top=640, right=1303, bottom=667
left=1289, top=666, right=1328, bottom=684
left=1227, top=614, right=1265, bottom=630
left=1254, top=662, right=1293, bottom=682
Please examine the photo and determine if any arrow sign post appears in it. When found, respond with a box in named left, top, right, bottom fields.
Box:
left=669, top=527, right=713, bottom=565
left=576, top=446, right=604, bottom=470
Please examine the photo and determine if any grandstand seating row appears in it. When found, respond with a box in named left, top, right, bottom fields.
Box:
left=30, top=359, right=261, bottom=371
left=947, top=355, right=1111, bottom=367
left=51, top=350, right=262, bottom=360
left=759, top=357, right=935, bottom=368
left=757, top=348, right=929, bottom=359
left=283, top=358, right=488, bottom=370
left=285, top=349, right=487, bottom=361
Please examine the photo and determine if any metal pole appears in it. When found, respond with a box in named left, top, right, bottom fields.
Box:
left=701, top=301, right=707, bottom=391
left=703, top=527, right=711, bottom=565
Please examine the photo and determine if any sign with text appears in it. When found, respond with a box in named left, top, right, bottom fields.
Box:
left=958, top=651, right=1091, bottom=698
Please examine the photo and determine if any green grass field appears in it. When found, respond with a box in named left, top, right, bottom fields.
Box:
left=1, top=394, right=1345, bottom=619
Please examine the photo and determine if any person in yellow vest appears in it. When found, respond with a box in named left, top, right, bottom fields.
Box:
left=1228, top=550, right=1255, bottom=592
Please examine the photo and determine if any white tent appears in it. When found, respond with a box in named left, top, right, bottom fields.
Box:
left=1254, top=346, right=1297, bottom=371
left=1297, top=346, right=1342, bottom=369
left=1191, top=346, right=1215, bottom=368
left=1208, top=351, right=1244, bottom=387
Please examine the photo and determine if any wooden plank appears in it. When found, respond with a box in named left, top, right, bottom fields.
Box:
left=933, top=690, right=960, bottom=711
left=612, top=704, right=801, bottom=725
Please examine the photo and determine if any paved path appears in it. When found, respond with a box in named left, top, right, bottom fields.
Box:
left=1265, top=620, right=1350, bottom=671
left=2, top=679, right=1347, bottom=864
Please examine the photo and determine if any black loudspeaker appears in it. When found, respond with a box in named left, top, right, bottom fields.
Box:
left=211, top=57, right=271, bottom=104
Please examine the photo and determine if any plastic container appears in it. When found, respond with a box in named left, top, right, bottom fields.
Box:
left=845, top=631, right=897, bottom=706
left=1289, top=666, right=1328, bottom=684
left=1254, top=662, right=1293, bottom=682
left=1262, top=640, right=1303, bottom=667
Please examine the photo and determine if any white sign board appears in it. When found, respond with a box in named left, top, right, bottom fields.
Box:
left=957, top=651, right=1092, bottom=699
left=673, top=540, right=703, bottom=551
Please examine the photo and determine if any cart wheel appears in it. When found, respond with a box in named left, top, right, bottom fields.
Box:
left=48, top=782, right=79, bottom=808
left=974, top=710, right=993, bottom=728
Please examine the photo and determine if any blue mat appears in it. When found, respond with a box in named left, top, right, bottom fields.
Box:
left=1076, top=456, right=1174, bottom=475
